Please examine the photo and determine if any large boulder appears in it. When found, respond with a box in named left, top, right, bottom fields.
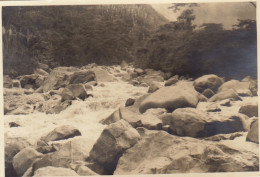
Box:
left=33, top=138, right=91, bottom=172
left=12, top=147, right=43, bottom=176
left=42, top=67, right=91, bottom=92
left=193, top=74, right=223, bottom=93
left=208, top=89, right=241, bottom=102
left=114, top=129, right=259, bottom=174
left=89, top=120, right=140, bottom=174
left=217, top=80, right=253, bottom=97
left=34, top=166, right=79, bottom=176
left=139, top=83, right=199, bottom=113
left=61, top=84, right=88, bottom=101
left=246, top=121, right=258, bottom=144
left=169, top=108, right=248, bottom=137
left=5, top=137, right=31, bottom=177
left=4, top=75, right=13, bottom=88
left=239, top=104, right=258, bottom=117
left=92, top=67, right=117, bottom=82
left=39, top=125, right=81, bottom=143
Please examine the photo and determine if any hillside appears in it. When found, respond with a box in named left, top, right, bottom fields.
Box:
left=3, top=5, right=168, bottom=78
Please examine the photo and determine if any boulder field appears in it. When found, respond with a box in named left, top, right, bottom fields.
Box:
left=3, top=64, right=259, bottom=176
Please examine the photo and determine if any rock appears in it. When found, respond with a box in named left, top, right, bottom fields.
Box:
left=202, top=88, right=215, bottom=98
left=33, top=138, right=91, bottom=172
left=5, top=137, right=31, bottom=177
left=34, top=166, right=79, bottom=176
left=141, top=115, right=162, bottom=130
left=129, top=80, right=139, bottom=86
left=99, top=109, right=121, bottom=125
left=12, top=147, right=43, bottom=176
left=239, top=104, right=258, bottom=117
left=69, top=70, right=96, bottom=84
left=134, top=68, right=145, bottom=76
left=198, top=94, right=208, bottom=102
left=86, top=81, right=98, bottom=86
left=148, top=82, right=161, bottom=93
left=42, top=67, right=80, bottom=92
left=36, top=145, right=56, bottom=154
left=119, top=107, right=143, bottom=128
left=40, top=125, right=81, bottom=143
left=77, top=166, right=99, bottom=176
left=34, top=68, right=49, bottom=76
left=61, top=84, right=87, bottom=101
left=219, top=99, right=231, bottom=106
left=92, top=67, right=117, bottom=82
left=20, top=74, right=45, bottom=89
left=169, top=108, right=248, bottom=137
left=4, top=75, right=13, bottom=88
left=208, top=89, right=241, bottom=102
left=37, top=62, right=49, bottom=71
left=165, top=76, right=178, bottom=86
left=139, top=84, right=199, bottom=113
left=125, top=98, right=135, bottom=107
left=217, top=80, right=253, bottom=97
left=89, top=120, right=140, bottom=174
left=12, top=80, right=20, bottom=88
left=137, top=75, right=164, bottom=86
left=9, top=122, right=20, bottom=128
left=193, top=74, right=224, bottom=93
left=4, top=104, right=11, bottom=115
left=246, top=121, right=258, bottom=144
left=249, top=80, right=258, bottom=96
left=115, top=129, right=259, bottom=174
left=163, top=72, right=173, bottom=80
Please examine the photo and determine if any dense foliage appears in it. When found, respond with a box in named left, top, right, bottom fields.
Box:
left=3, top=5, right=257, bottom=80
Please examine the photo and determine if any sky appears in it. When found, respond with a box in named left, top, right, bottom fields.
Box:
left=151, top=2, right=256, bottom=29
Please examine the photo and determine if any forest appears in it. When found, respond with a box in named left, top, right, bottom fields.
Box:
left=2, top=4, right=257, bottom=79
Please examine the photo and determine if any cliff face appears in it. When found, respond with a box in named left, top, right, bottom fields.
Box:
left=3, top=5, right=168, bottom=78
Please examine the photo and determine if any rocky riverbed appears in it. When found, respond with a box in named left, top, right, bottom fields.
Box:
left=3, top=63, right=259, bottom=176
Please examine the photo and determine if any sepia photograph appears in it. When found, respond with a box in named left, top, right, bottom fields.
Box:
left=2, top=1, right=259, bottom=177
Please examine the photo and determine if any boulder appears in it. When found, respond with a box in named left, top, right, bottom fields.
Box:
left=99, top=109, right=121, bottom=125
left=115, top=129, right=259, bottom=174
left=249, top=80, right=258, bottom=96
left=202, top=88, right=215, bottom=98
left=137, top=75, right=164, bottom=86
left=246, top=121, right=258, bottom=144
left=193, top=74, right=223, bottom=93
left=134, top=68, right=145, bottom=76
left=239, top=104, right=258, bottom=117
left=165, top=76, right=178, bottom=86
left=12, top=147, right=43, bottom=176
left=198, top=94, right=208, bottom=102
left=42, top=67, right=80, bottom=92
left=33, top=138, right=91, bottom=172
left=125, top=98, right=135, bottom=107
left=34, top=166, right=79, bottom=176
left=89, top=120, right=140, bottom=174
left=169, top=108, right=248, bottom=137
left=4, top=75, right=13, bottom=88
left=69, top=70, right=96, bottom=84
left=61, top=84, right=87, bottom=101
left=20, top=74, right=45, bottom=89
left=76, top=166, right=99, bottom=176
left=141, top=115, right=162, bottom=130
left=92, top=68, right=117, bottom=82
left=139, top=84, right=199, bottom=113
left=217, top=80, right=253, bottom=97
left=5, top=137, right=31, bottom=177
left=208, top=89, right=241, bottom=102
left=39, top=125, right=81, bottom=143
left=119, top=107, right=143, bottom=128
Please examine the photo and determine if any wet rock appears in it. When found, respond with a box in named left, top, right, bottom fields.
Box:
left=217, top=80, right=253, bottom=97
left=202, top=88, right=215, bottom=98
left=125, top=98, right=135, bottom=107
left=4, top=75, right=13, bottom=88
left=208, top=89, right=241, bottom=102
left=169, top=108, right=248, bottom=138
left=34, top=166, right=79, bottom=176
left=239, top=104, right=258, bottom=117
left=61, top=84, right=87, bottom=101
left=89, top=120, right=140, bottom=174
left=246, top=121, right=258, bottom=144
left=139, top=84, right=199, bottom=113
left=12, top=147, right=43, bottom=176
left=114, top=129, right=259, bottom=174
left=193, top=74, right=223, bottom=93
left=40, top=125, right=81, bottom=143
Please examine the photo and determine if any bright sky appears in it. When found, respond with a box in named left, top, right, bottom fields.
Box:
left=151, top=2, right=256, bottom=29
